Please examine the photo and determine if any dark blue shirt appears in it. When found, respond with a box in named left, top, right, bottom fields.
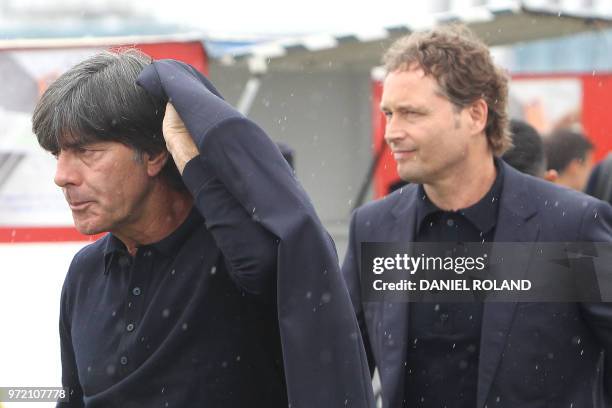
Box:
left=58, top=157, right=287, bottom=407
left=404, top=159, right=503, bottom=408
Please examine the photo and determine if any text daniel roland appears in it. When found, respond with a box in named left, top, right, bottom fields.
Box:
left=372, top=279, right=532, bottom=291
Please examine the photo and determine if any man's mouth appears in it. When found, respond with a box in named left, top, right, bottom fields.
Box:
left=392, top=149, right=417, bottom=160
left=68, top=201, right=93, bottom=211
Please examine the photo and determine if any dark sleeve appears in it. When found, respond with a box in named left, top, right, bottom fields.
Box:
left=341, top=209, right=376, bottom=376
left=181, top=124, right=278, bottom=298
left=57, top=282, right=84, bottom=408
left=578, top=200, right=612, bottom=398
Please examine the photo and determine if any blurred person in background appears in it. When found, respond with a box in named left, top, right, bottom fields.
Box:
left=544, top=128, right=595, bottom=191
left=586, top=152, right=612, bottom=205
left=502, top=119, right=546, bottom=177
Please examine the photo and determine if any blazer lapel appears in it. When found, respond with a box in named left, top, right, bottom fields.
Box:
left=380, top=187, right=418, bottom=407
left=477, top=164, right=540, bottom=408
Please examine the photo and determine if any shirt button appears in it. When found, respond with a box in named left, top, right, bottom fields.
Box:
left=132, top=287, right=141, bottom=296
left=126, top=323, right=135, bottom=332
left=120, top=356, right=128, bottom=365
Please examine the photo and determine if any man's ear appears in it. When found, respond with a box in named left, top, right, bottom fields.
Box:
left=544, top=169, right=559, bottom=182
left=466, top=98, right=488, bottom=136
left=145, top=150, right=169, bottom=177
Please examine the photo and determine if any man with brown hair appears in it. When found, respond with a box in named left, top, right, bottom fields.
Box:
left=342, top=25, right=612, bottom=407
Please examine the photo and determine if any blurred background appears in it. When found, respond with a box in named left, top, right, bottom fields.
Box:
left=1, top=0, right=612, bottom=406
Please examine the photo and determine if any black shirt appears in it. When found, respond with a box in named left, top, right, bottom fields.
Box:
left=404, top=159, right=504, bottom=408
left=58, top=158, right=287, bottom=407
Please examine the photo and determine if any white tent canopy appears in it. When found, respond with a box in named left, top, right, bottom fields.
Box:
left=218, top=0, right=612, bottom=72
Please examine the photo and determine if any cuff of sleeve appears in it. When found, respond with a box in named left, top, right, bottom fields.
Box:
left=182, top=155, right=216, bottom=198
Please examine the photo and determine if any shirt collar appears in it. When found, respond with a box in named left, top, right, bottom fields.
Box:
left=415, top=158, right=504, bottom=235
left=103, top=206, right=203, bottom=275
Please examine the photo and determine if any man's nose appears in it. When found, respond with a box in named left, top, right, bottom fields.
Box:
left=384, top=118, right=405, bottom=145
left=54, top=151, right=81, bottom=187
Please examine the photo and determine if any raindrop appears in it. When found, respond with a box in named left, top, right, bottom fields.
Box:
left=321, top=292, right=332, bottom=303
left=305, top=291, right=312, bottom=299
left=106, top=364, right=116, bottom=375
left=162, top=309, right=170, bottom=318
left=210, top=266, right=217, bottom=275
left=182, top=323, right=188, bottom=330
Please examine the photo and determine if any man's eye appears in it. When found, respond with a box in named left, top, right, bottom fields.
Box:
left=383, top=111, right=392, bottom=118
left=78, top=146, right=96, bottom=153
left=77, top=147, right=100, bottom=159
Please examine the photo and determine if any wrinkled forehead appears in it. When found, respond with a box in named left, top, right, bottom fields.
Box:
left=51, top=128, right=103, bottom=154
left=382, top=67, right=444, bottom=101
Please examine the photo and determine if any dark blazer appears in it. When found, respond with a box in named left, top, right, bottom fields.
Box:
left=137, top=60, right=374, bottom=407
left=342, top=161, right=612, bottom=408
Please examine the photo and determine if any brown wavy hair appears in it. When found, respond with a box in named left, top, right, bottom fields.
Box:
left=383, top=24, right=511, bottom=156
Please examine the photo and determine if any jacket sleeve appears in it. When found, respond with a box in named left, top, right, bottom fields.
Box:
left=578, top=200, right=612, bottom=398
left=137, top=60, right=376, bottom=407
left=342, top=209, right=376, bottom=376
left=56, top=282, right=84, bottom=408
left=180, top=120, right=279, bottom=298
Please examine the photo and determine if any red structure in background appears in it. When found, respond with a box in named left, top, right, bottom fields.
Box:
left=371, top=72, right=612, bottom=199
left=582, top=73, right=612, bottom=161
left=122, top=41, right=207, bottom=75
left=0, top=39, right=207, bottom=243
